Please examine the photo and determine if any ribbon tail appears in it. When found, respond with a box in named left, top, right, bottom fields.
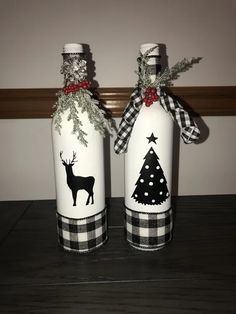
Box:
left=160, top=91, right=200, bottom=144
left=114, top=87, right=143, bottom=154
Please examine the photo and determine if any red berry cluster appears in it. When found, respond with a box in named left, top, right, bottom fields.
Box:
left=143, top=87, right=159, bottom=107
left=63, top=80, right=91, bottom=95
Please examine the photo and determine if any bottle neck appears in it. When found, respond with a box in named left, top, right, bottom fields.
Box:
left=61, top=53, right=87, bottom=86
left=147, top=55, right=161, bottom=83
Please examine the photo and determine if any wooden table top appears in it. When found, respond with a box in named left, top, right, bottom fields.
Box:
left=0, top=196, right=235, bottom=313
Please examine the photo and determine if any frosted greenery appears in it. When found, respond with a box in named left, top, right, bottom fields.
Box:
left=136, top=45, right=202, bottom=90
left=52, top=89, right=112, bottom=147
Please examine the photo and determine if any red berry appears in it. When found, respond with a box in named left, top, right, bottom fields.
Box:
left=150, top=87, right=157, bottom=94
left=144, top=98, right=153, bottom=106
left=81, top=81, right=87, bottom=89
left=64, top=86, right=70, bottom=94
left=146, top=101, right=152, bottom=107
left=151, top=94, right=156, bottom=100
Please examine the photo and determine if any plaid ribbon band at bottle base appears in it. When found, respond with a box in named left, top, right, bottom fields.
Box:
left=114, top=89, right=200, bottom=154
left=125, top=207, right=173, bottom=250
left=56, top=208, right=108, bottom=253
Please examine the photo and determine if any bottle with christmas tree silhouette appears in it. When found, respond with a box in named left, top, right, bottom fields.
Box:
left=114, top=43, right=200, bottom=251
left=124, top=43, right=174, bottom=251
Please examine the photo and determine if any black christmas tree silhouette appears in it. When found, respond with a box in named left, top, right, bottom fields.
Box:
left=132, top=138, right=169, bottom=205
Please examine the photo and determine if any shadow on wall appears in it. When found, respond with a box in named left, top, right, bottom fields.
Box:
left=195, top=117, right=209, bottom=144
left=82, top=43, right=99, bottom=88
left=159, top=43, right=169, bottom=74
left=171, top=115, right=209, bottom=196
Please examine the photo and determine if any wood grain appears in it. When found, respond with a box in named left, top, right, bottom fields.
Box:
left=0, top=280, right=235, bottom=314
left=0, top=196, right=235, bottom=313
left=0, top=200, right=31, bottom=245
left=0, top=86, right=236, bottom=118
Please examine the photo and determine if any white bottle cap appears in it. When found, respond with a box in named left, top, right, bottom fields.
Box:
left=140, top=43, right=159, bottom=56
left=63, top=43, right=83, bottom=54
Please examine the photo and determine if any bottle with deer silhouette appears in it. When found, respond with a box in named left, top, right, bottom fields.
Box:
left=124, top=43, right=174, bottom=251
left=52, top=43, right=108, bottom=253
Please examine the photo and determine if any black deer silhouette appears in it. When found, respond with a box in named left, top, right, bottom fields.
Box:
left=60, top=151, right=95, bottom=206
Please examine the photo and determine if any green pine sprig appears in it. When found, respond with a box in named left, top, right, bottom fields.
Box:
left=154, top=57, right=202, bottom=87
left=52, top=89, right=112, bottom=146
left=136, top=45, right=202, bottom=90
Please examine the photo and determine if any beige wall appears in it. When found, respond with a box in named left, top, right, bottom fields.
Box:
left=0, top=0, right=236, bottom=200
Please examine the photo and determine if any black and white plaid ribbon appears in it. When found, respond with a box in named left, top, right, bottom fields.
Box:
left=114, top=88, right=200, bottom=154
left=125, top=207, right=173, bottom=250
left=57, top=208, right=107, bottom=253
left=114, top=87, right=143, bottom=154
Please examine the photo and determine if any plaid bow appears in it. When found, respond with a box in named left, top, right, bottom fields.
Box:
left=114, top=88, right=200, bottom=154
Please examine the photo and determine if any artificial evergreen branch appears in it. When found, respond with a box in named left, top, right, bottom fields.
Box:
left=154, top=57, right=202, bottom=86
left=136, top=46, right=202, bottom=90
left=52, top=89, right=112, bottom=146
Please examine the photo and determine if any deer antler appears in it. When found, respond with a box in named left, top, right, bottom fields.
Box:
left=71, top=151, right=78, bottom=164
left=60, top=151, right=77, bottom=165
left=60, top=151, right=64, bottom=162
left=60, top=151, right=67, bottom=165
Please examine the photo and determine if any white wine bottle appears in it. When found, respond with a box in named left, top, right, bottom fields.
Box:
left=52, top=43, right=109, bottom=253
left=114, top=43, right=200, bottom=251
